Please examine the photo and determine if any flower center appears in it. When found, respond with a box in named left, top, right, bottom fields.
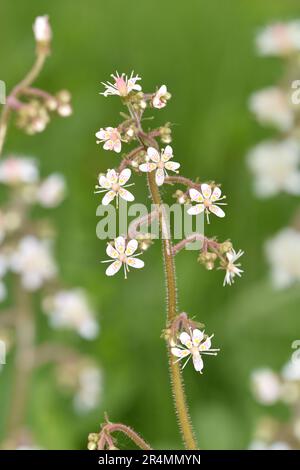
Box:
left=204, top=199, right=211, bottom=208
left=112, top=183, right=120, bottom=192
left=115, top=77, right=128, bottom=96
left=157, top=161, right=165, bottom=169
left=119, top=253, right=127, bottom=263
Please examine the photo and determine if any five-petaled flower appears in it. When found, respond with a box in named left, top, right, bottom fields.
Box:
left=95, top=169, right=134, bottom=206
left=101, top=72, right=142, bottom=97
left=139, top=146, right=180, bottom=186
left=171, top=328, right=219, bottom=373
left=96, top=127, right=122, bottom=153
left=152, top=85, right=171, bottom=109
left=187, top=183, right=226, bottom=223
left=102, top=236, right=144, bottom=278
left=221, top=249, right=244, bottom=286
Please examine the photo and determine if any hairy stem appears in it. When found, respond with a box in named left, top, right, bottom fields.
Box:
left=98, top=423, right=152, bottom=450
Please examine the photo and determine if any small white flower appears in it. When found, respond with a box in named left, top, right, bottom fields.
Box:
left=187, top=184, right=226, bottom=223
left=73, top=366, right=102, bottom=414
left=281, top=359, right=300, bottom=381
left=33, top=15, right=52, bottom=44
left=247, top=139, right=300, bottom=198
left=101, top=71, right=141, bottom=97
left=222, top=249, right=244, bottom=286
left=265, top=228, right=300, bottom=288
left=256, top=21, right=300, bottom=57
left=102, top=236, right=144, bottom=278
left=95, top=168, right=134, bottom=206
left=171, top=328, right=219, bottom=374
left=43, top=289, right=99, bottom=340
left=95, top=127, right=122, bottom=153
left=139, top=146, right=180, bottom=186
left=0, top=157, right=39, bottom=186
left=37, top=173, right=66, bottom=208
left=10, top=236, right=57, bottom=291
left=152, top=85, right=171, bottom=109
left=251, top=368, right=281, bottom=405
left=249, top=87, right=293, bottom=131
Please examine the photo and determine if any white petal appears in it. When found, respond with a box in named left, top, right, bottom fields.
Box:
left=165, top=161, right=180, bottom=172
left=189, top=188, right=203, bottom=203
left=147, top=147, right=160, bottom=163
left=106, top=243, right=119, bottom=259
left=126, top=257, right=144, bottom=269
left=211, top=186, right=222, bottom=201
left=139, top=162, right=157, bottom=173
left=119, top=168, right=131, bottom=185
left=101, top=190, right=116, bottom=205
left=180, top=332, right=193, bottom=348
left=155, top=168, right=165, bottom=186
left=161, top=145, right=173, bottom=162
left=125, top=239, right=138, bottom=256
left=199, top=337, right=211, bottom=351
left=187, top=204, right=205, bottom=215
left=171, top=347, right=190, bottom=358
left=113, top=141, right=122, bottom=153
left=105, top=260, right=122, bottom=276
left=118, top=187, right=134, bottom=202
left=99, top=175, right=111, bottom=189
left=201, top=183, right=212, bottom=199
left=192, top=352, right=204, bottom=372
left=103, top=140, right=114, bottom=151
left=192, top=329, right=204, bottom=346
left=107, top=169, right=118, bottom=184
left=115, top=236, right=126, bottom=254
left=209, top=205, right=225, bottom=218
left=96, top=129, right=107, bottom=140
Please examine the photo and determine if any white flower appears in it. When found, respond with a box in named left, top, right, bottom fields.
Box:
left=249, top=87, right=293, bottom=131
left=37, top=173, right=66, bottom=208
left=256, top=21, right=300, bottom=57
left=171, top=328, right=219, bottom=374
left=187, top=183, right=226, bottom=223
left=10, top=236, right=57, bottom=290
left=33, top=15, right=52, bottom=44
left=44, top=289, right=99, bottom=340
left=222, top=249, right=244, bottom=286
left=251, top=368, right=281, bottom=405
left=101, top=71, right=141, bottom=97
left=73, top=366, right=102, bottom=413
left=152, top=85, right=171, bottom=109
left=102, top=236, right=144, bottom=278
left=139, top=146, right=180, bottom=186
left=265, top=228, right=300, bottom=288
left=95, top=127, right=122, bottom=153
left=281, top=359, right=300, bottom=381
left=0, top=157, right=39, bottom=186
left=95, top=168, right=134, bottom=206
left=247, top=139, right=300, bottom=197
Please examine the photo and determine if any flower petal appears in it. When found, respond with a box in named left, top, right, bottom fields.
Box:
left=187, top=204, right=205, bottom=215
left=105, top=260, right=122, bottom=276
left=103, top=140, right=114, bottom=151
left=199, top=337, right=211, bottom=351
left=139, top=162, right=157, bottom=173
left=101, top=190, right=116, bottom=205
left=161, top=145, right=173, bottom=162
left=171, top=347, right=190, bottom=359
left=192, top=329, right=204, bottom=346
left=165, top=161, right=180, bottom=172
left=106, top=243, right=119, bottom=259
left=113, top=141, right=122, bottom=153
left=115, top=236, right=125, bottom=254
left=126, top=257, right=144, bottom=269
left=125, top=239, right=138, bottom=256
left=95, top=129, right=107, bottom=140
left=119, top=168, right=131, bottom=185
left=192, top=352, right=204, bottom=372
left=118, top=187, right=134, bottom=202
left=155, top=168, right=165, bottom=186
left=189, top=188, right=203, bottom=202
left=180, top=332, right=193, bottom=348
left=211, top=186, right=222, bottom=201
left=209, top=205, right=225, bottom=218
left=201, top=183, right=212, bottom=199
left=99, top=175, right=111, bottom=189
left=107, top=169, right=118, bottom=184
left=147, top=147, right=160, bottom=163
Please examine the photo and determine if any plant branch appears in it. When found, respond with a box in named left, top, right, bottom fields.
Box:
left=98, top=422, right=152, bottom=450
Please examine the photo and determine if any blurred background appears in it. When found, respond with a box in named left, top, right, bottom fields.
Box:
left=1, top=0, right=300, bottom=450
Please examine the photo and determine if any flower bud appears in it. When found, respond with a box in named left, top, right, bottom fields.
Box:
left=219, top=240, right=233, bottom=254
left=33, top=16, right=52, bottom=51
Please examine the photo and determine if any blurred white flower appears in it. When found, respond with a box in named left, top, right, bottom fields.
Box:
left=10, top=236, right=57, bottom=290
left=103, top=236, right=144, bottom=278
left=256, top=21, right=300, bottom=57
left=187, top=184, right=226, bottom=223
left=249, top=440, right=291, bottom=450
left=0, top=157, right=39, bottom=186
left=37, top=173, right=66, bottom=208
left=95, top=168, right=134, bottom=206
left=247, top=139, right=300, bottom=197
left=281, top=359, right=300, bottom=381
left=44, top=289, right=99, bottom=340
left=152, top=85, right=171, bottom=109
left=171, top=328, right=219, bottom=373
left=251, top=368, right=281, bottom=405
left=139, top=146, right=180, bottom=186
left=101, top=71, right=141, bottom=97
left=249, top=87, right=293, bottom=131
left=265, top=228, right=300, bottom=288
left=73, top=366, right=102, bottom=413
left=95, top=127, right=122, bottom=153
left=33, top=15, right=52, bottom=44
left=222, top=249, right=244, bottom=286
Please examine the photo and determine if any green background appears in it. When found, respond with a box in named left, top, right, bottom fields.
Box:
left=1, top=0, right=300, bottom=449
